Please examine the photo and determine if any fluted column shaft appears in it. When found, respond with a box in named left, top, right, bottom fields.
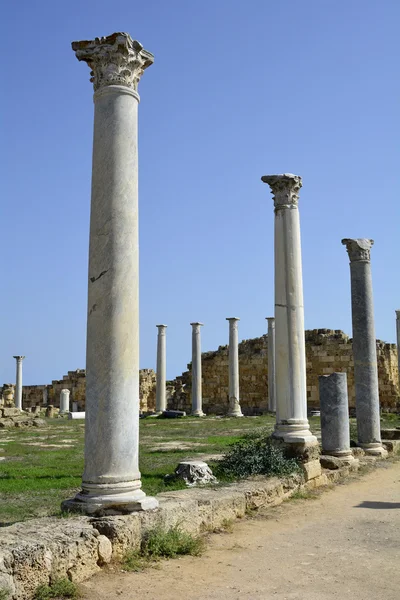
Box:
left=63, top=32, right=157, bottom=514
left=261, top=174, right=315, bottom=444
left=266, top=318, right=276, bottom=412
left=191, top=323, right=205, bottom=416
left=13, top=356, right=25, bottom=411
left=342, top=238, right=386, bottom=456
left=156, top=325, right=167, bottom=413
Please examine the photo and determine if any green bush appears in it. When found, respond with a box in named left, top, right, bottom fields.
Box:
left=215, top=430, right=301, bottom=479
left=0, top=589, right=10, bottom=600
left=34, top=578, right=79, bottom=600
left=122, top=525, right=205, bottom=571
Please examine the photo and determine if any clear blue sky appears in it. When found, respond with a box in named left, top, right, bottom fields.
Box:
left=1, top=0, right=399, bottom=385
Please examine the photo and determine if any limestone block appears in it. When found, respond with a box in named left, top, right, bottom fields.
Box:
left=1, top=408, right=21, bottom=417
left=97, top=535, right=112, bottom=565
left=92, top=514, right=142, bottom=557
left=301, top=459, right=322, bottom=481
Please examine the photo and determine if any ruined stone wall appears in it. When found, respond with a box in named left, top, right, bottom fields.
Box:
left=1, top=369, right=157, bottom=413
left=168, top=329, right=400, bottom=414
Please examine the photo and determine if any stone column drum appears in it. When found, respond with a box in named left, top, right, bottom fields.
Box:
left=191, top=323, right=205, bottom=416
left=226, top=318, right=243, bottom=417
left=155, top=325, right=167, bottom=414
left=319, top=373, right=354, bottom=462
left=396, top=310, right=400, bottom=378
left=13, top=356, right=25, bottom=411
left=42, top=388, right=48, bottom=406
left=266, top=317, right=276, bottom=412
left=261, top=174, right=316, bottom=445
left=342, top=239, right=386, bottom=456
left=60, top=389, right=70, bottom=414
left=63, top=33, right=158, bottom=513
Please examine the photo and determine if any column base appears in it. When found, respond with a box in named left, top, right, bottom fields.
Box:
left=322, top=449, right=356, bottom=462
left=358, top=442, right=388, bottom=457
left=272, top=420, right=317, bottom=445
left=227, top=398, right=243, bottom=418
left=62, top=487, right=158, bottom=516
left=191, top=410, right=206, bottom=417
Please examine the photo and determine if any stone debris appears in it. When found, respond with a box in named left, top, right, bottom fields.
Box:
left=174, top=460, right=217, bottom=487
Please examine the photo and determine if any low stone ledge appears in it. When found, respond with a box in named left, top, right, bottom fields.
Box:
left=0, top=454, right=392, bottom=599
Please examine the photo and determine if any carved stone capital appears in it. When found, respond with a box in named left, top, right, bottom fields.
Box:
left=261, top=173, right=302, bottom=210
left=396, top=310, right=400, bottom=319
left=341, top=238, right=374, bottom=263
left=13, top=356, right=25, bottom=362
left=71, top=32, right=154, bottom=92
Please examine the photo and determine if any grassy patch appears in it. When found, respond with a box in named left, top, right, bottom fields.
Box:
left=34, top=578, right=79, bottom=599
left=122, top=525, right=205, bottom=571
left=287, top=489, right=318, bottom=501
left=0, top=414, right=284, bottom=524
left=0, top=589, right=10, bottom=600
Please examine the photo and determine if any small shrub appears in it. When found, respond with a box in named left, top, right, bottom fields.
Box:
left=143, top=525, right=205, bottom=558
left=215, top=431, right=301, bottom=479
left=34, top=578, right=79, bottom=600
left=122, top=525, right=205, bottom=572
left=0, top=589, right=10, bottom=600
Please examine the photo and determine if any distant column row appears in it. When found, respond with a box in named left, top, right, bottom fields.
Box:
left=154, top=318, right=277, bottom=417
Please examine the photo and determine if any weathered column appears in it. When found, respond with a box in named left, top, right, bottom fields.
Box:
left=42, top=388, right=48, bottom=406
left=13, top=356, right=25, bottom=411
left=191, top=323, right=205, bottom=416
left=226, top=318, right=243, bottom=417
left=261, top=174, right=316, bottom=445
left=63, top=33, right=157, bottom=514
left=60, top=389, right=70, bottom=414
left=155, top=325, right=167, bottom=414
left=342, top=238, right=386, bottom=456
left=396, top=310, right=400, bottom=379
left=266, top=317, right=276, bottom=413
left=319, top=373, right=354, bottom=462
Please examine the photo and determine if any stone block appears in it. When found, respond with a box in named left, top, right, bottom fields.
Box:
left=381, top=429, right=400, bottom=440
left=301, top=459, right=322, bottom=481
left=92, top=514, right=142, bottom=557
left=1, top=408, right=21, bottom=417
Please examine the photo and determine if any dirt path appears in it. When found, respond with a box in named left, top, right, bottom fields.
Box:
left=81, top=463, right=400, bottom=600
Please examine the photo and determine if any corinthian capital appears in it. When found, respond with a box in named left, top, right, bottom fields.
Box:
left=71, top=32, right=154, bottom=92
left=261, top=173, right=302, bottom=209
left=341, top=238, right=374, bottom=263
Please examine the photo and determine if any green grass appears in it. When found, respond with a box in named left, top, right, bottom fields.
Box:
left=34, top=579, right=79, bottom=599
left=1, top=413, right=398, bottom=525
left=122, top=525, right=205, bottom=571
left=0, top=589, right=10, bottom=600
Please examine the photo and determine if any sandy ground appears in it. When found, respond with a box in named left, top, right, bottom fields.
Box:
left=81, top=462, right=400, bottom=600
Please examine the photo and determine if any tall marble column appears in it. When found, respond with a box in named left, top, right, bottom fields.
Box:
left=63, top=33, right=157, bottom=514
left=226, top=318, right=243, bottom=417
left=342, top=239, right=386, bottom=456
left=155, top=325, right=167, bottom=414
left=60, top=389, right=70, bottom=414
left=42, top=387, right=48, bottom=406
left=13, top=356, right=25, bottom=411
left=266, top=317, right=276, bottom=413
left=396, top=310, right=400, bottom=380
left=191, top=322, right=205, bottom=416
left=261, top=174, right=316, bottom=444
